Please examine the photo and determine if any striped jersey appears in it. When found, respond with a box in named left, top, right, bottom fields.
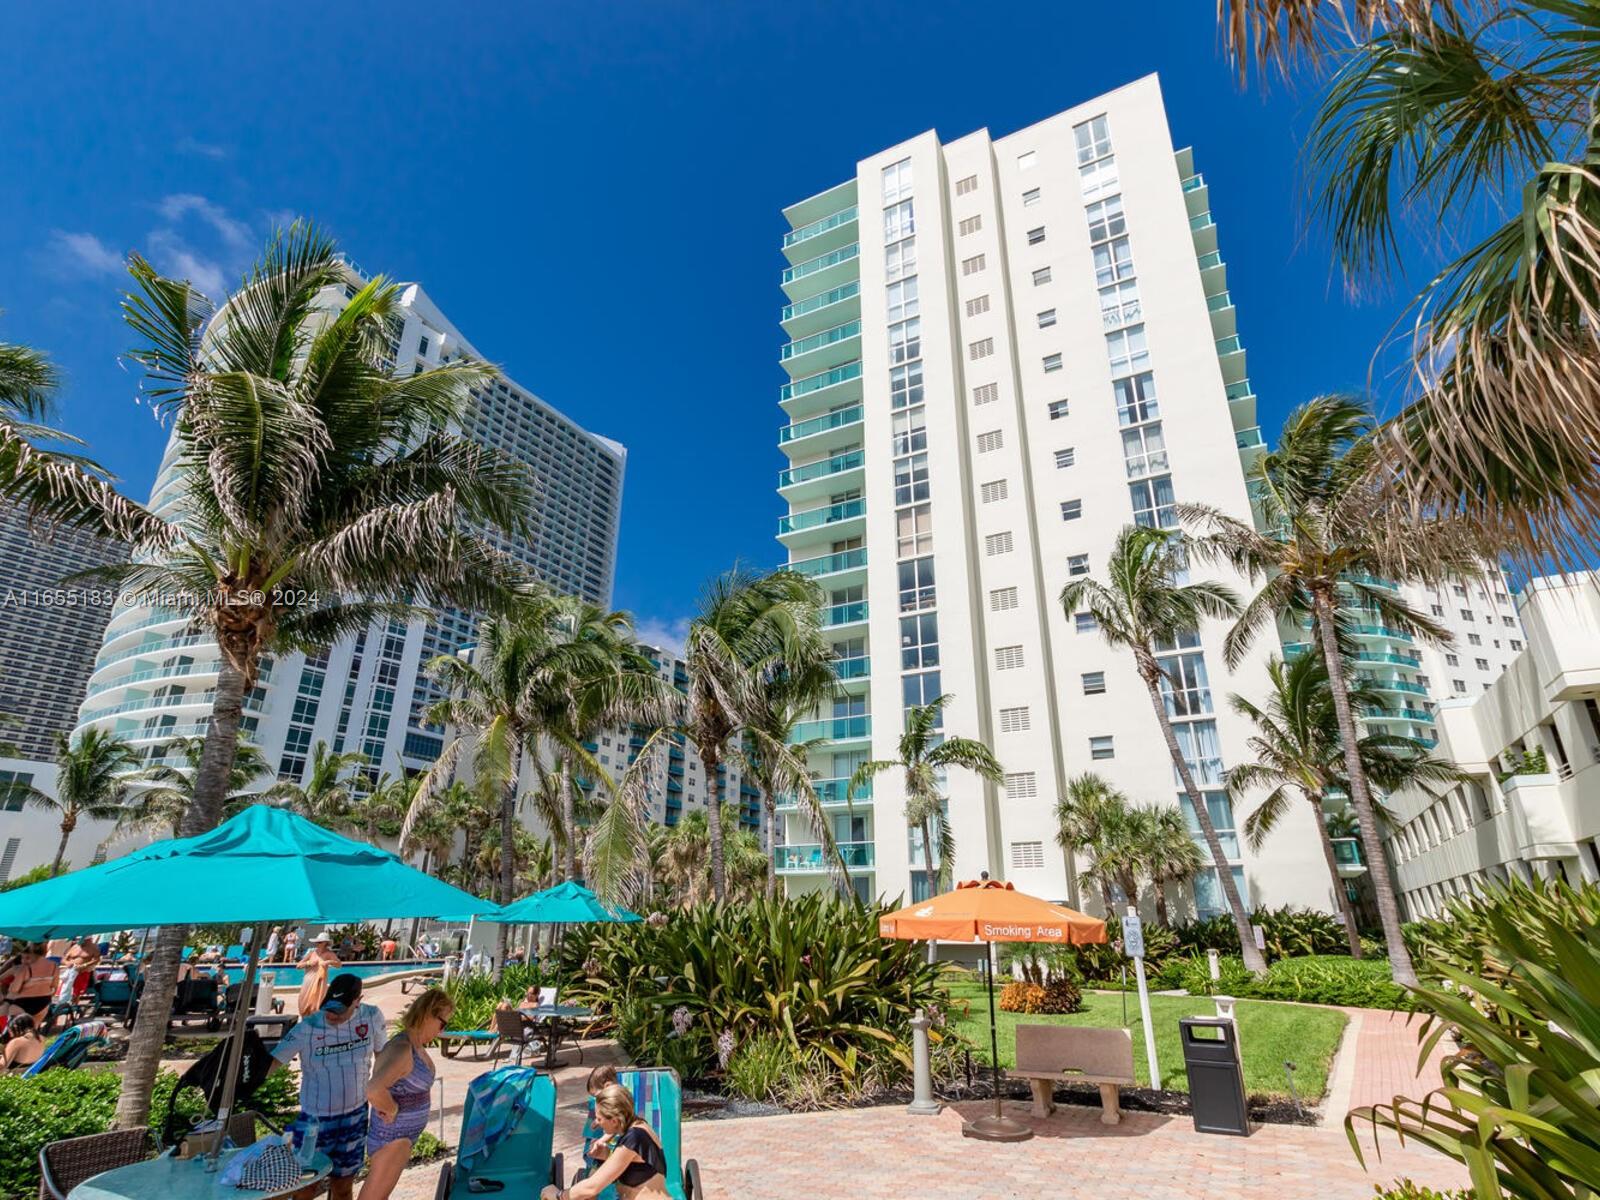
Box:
left=271, top=1004, right=387, bottom=1117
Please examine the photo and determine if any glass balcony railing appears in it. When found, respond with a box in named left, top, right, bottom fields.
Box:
left=780, top=360, right=862, bottom=403
left=125, top=722, right=214, bottom=741
left=780, top=405, right=862, bottom=444
left=833, top=655, right=870, bottom=680
left=775, top=841, right=875, bottom=871
left=790, top=715, right=871, bottom=743
left=1358, top=674, right=1428, bottom=696
left=781, top=320, right=862, bottom=362
left=783, top=205, right=858, bottom=249
left=1348, top=624, right=1415, bottom=643
left=1331, top=837, right=1363, bottom=868
left=782, top=281, right=861, bottom=324
left=94, top=635, right=206, bottom=672
left=1344, top=573, right=1400, bottom=591
left=1225, top=379, right=1253, bottom=401
left=1182, top=173, right=1205, bottom=192
left=789, top=547, right=867, bottom=577
left=779, top=777, right=870, bottom=807
left=822, top=601, right=868, bottom=627
left=1216, top=335, right=1243, bottom=354
left=104, top=609, right=190, bottom=638
left=1235, top=427, right=1265, bottom=450
left=779, top=498, right=865, bottom=535
left=779, top=450, right=864, bottom=489
left=1353, top=650, right=1422, bottom=668
left=1190, top=212, right=1216, bottom=231
left=782, top=243, right=859, bottom=285
left=1197, top=251, right=1224, bottom=270
left=1205, top=291, right=1232, bottom=311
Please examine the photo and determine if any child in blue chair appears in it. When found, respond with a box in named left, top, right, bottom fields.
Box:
left=545, top=1078, right=667, bottom=1200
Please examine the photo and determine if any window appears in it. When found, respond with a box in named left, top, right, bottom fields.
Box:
left=1022, top=187, right=1041, bottom=207
left=887, top=277, right=919, bottom=322
left=990, top=586, right=1019, bottom=612
left=1502, top=615, right=1516, bottom=627
left=893, top=453, right=930, bottom=505
left=1075, top=612, right=1097, bottom=633
left=1032, top=266, right=1052, bottom=285
left=999, top=706, right=1031, bottom=732
left=1099, top=278, right=1141, bottom=329
left=1074, top=115, right=1112, bottom=164
left=1114, top=372, right=1159, bottom=425
left=1079, top=154, right=1119, bottom=200
left=1017, top=150, right=1038, bottom=171
left=969, top=337, right=994, bottom=361
left=985, top=531, right=1014, bottom=556
left=1460, top=608, right=1473, bottom=621
left=958, top=215, right=983, bottom=236
left=1089, top=735, right=1115, bottom=760
left=1467, top=633, right=1482, bottom=646
left=980, top=479, right=1009, bottom=504
left=1431, top=604, right=1444, bottom=617
left=1036, top=308, right=1058, bottom=329
left=1445, top=653, right=1458, bottom=667
left=898, top=557, right=936, bottom=611
left=1157, top=649, right=1212, bottom=717
left=1085, top=195, right=1125, bottom=244
left=896, top=504, right=932, bottom=556
left=1453, top=585, right=1467, bottom=598
left=891, top=406, right=927, bottom=455
left=1010, top=841, right=1045, bottom=870
left=1060, top=499, right=1083, bottom=521
left=1129, top=475, right=1176, bottom=528
left=1082, top=671, right=1106, bottom=695
left=889, top=318, right=922, bottom=364
left=1173, top=720, right=1225, bottom=787
left=1067, top=554, right=1089, bottom=576
left=890, top=361, right=923, bottom=409
left=883, top=199, right=915, bottom=242
left=972, top=382, right=998, bottom=406
left=976, top=430, right=1004, bottom=453
left=0, top=771, right=33, bottom=812
left=1048, top=400, right=1070, bottom=421
left=1475, top=657, right=1490, bottom=671
left=1094, top=236, right=1134, bottom=286
left=1055, top=447, right=1075, bottom=468
left=955, top=174, right=978, bottom=196
left=882, top=157, right=913, bottom=204
left=1004, top=771, right=1038, bottom=798
left=1418, top=673, right=1430, bottom=688
left=1121, top=422, right=1168, bottom=478
left=962, top=254, right=986, bottom=275
left=900, top=613, right=940, bottom=669
left=417, top=335, right=430, bottom=357
left=1026, top=226, right=1046, bottom=245
left=885, top=237, right=916, bottom=281
left=903, top=670, right=943, bottom=711
left=995, top=644, right=1025, bottom=670
left=1043, top=353, right=1063, bottom=373
left=1453, top=679, right=1467, bottom=694
left=1511, top=639, right=1523, bottom=650
left=965, top=294, right=990, bottom=317
left=1106, top=324, right=1150, bottom=375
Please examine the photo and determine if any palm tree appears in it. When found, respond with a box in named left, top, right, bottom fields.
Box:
left=1140, top=806, right=1205, bottom=928
left=656, top=805, right=768, bottom=907
left=584, top=727, right=672, bottom=906
left=1218, top=2, right=1600, bottom=568
left=119, top=737, right=274, bottom=840
left=1060, top=524, right=1267, bottom=974
left=93, top=224, right=532, bottom=1128
left=683, top=567, right=833, bottom=901
left=848, top=694, right=1003, bottom=896
left=1227, top=652, right=1463, bottom=956
left=4, top=730, right=140, bottom=875
left=1182, top=397, right=1482, bottom=988
left=344, top=772, right=409, bottom=844
left=1053, top=772, right=1128, bottom=913
left=264, top=741, right=367, bottom=829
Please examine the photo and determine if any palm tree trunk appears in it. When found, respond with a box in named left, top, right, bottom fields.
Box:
left=763, top=796, right=776, bottom=901
left=1154, top=877, right=1170, bottom=927
left=705, top=748, right=726, bottom=902
left=1138, top=655, right=1268, bottom=975
left=496, top=779, right=515, bottom=973
left=1310, top=796, right=1364, bottom=958
left=51, top=817, right=72, bottom=876
left=1312, top=591, right=1416, bottom=986
left=919, top=817, right=937, bottom=895
left=561, top=754, right=577, bottom=882
left=115, top=655, right=250, bottom=1129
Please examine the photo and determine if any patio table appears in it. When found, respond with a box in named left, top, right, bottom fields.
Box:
left=70, top=1149, right=331, bottom=1200
left=519, top=1004, right=593, bottom=1069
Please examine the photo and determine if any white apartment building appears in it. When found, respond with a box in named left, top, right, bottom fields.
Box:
left=773, top=76, right=1332, bottom=918
left=64, top=269, right=625, bottom=863
left=1385, top=576, right=1600, bottom=918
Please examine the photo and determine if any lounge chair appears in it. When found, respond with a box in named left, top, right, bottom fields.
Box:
left=22, top=1023, right=110, bottom=1077
left=168, top=975, right=224, bottom=1030
left=433, top=1066, right=561, bottom=1200
left=438, top=1028, right=502, bottom=1060
left=38, top=1129, right=153, bottom=1200
left=598, top=1067, right=701, bottom=1200
left=86, top=971, right=138, bottom=1027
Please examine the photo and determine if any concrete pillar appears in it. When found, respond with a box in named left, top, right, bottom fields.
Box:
left=908, top=1009, right=941, bottom=1116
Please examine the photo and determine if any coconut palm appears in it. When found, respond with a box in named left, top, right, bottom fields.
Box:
left=1053, top=772, right=1129, bottom=913
left=2, top=730, right=140, bottom=875
left=93, top=223, right=531, bottom=1128
left=1140, top=806, right=1205, bottom=928
left=1218, top=2, right=1600, bottom=568
left=1182, top=396, right=1483, bottom=987
left=583, top=727, right=672, bottom=906
left=657, top=805, right=767, bottom=907
left=344, top=772, right=409, bottom=844
left=1227, top=651, right=1463, bottom=956
left=683, top=567, right=833, bottom=901
left=263, top=741, right=367, bottom=829
left=119, top=737, right=274, bottom=840
left=847, top=694, right=1003, bottom=896
left=1060, top=524, right=1267, bottom=974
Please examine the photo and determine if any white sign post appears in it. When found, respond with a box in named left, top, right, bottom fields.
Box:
left=1123, top=906, right=1159, bottom=1088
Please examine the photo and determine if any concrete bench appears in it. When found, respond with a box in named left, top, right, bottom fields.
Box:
left=1010, top=1025, right=1136, bottom=1125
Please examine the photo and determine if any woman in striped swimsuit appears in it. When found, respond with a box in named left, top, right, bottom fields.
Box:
left=360, top=989, right=452, bottom=1200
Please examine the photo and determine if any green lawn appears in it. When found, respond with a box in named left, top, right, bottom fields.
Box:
left=944, top=979, right=1347, bottom=1100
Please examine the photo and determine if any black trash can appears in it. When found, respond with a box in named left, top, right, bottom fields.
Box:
left=1179, top=1017, right=1249, bottom=1136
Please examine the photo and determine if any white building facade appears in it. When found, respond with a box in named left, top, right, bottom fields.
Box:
left=774, top=76, right=1331, bottom=918
left=1385, top=577, right=1600, bottom=917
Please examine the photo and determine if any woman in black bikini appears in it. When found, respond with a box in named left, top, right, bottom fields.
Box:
left=0, top=944, right=58, bottom=1023
left=542, top=1083, right=668, bottom=1200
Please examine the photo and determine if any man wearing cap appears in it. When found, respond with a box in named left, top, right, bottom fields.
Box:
left=272, top=973, right=386, bottom=1200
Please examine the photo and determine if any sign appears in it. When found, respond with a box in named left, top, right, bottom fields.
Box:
left=1252, top=923, right=1266, bottom=952
left=1121, top=913, right=1145, bottom=959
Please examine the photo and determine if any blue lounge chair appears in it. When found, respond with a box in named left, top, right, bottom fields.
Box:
left=434, top=1066, right=561, bottom=1200
left=588, top=1068, right=700, bottom=1200
left=24, top=1023, right=109, bottom=1077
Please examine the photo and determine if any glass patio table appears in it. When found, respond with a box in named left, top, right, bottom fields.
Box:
left=519, top=1004, right=593, bottom=1069
left=70, top=1149, right=331, bottom=1200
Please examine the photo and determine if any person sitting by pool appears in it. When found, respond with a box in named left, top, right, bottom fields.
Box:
left=0, top=945, right=58, bottom=1023
left=359, top=988, right=451, bottom=1200
left=542, top=1082, right=668, bottom=1200
left=2, top=1014, right=44, bottom=1072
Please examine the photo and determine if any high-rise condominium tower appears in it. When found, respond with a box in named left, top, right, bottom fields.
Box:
left=773, top=75, right=1334, bottom=916
left=73, top=268, right=625, bottom=788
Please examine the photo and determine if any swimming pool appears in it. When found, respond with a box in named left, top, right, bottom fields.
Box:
left=221, top=959, right=443, bottom=987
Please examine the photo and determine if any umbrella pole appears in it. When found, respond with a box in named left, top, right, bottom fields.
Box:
left=961, top=941, right=1032, bottom=1143
left=208, top=921, right=266, bottom=1172
left=987, top=944, right=1002, bottom=1122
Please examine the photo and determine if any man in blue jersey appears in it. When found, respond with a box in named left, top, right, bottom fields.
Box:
left=272, top=973, right=386, bottom=1200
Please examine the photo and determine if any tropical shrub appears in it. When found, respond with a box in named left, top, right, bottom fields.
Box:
left=724, top=1030, right=794, bottom=1103
left=1371, top=1183, right=1470, bottom=1200
left=1041, top=978, right=1082, bottom=1013
left=324, top=923, right=383, bottom=959
left=999, top=981, right=1047, bottom=1013
left=1177, top=953, right=1258, bottom=998
left=1172, top=906, right=1348, bottom=962
left=0, top=864, right=51, bottom=893
left=443, top=963, right=552, bottom=1031
left=563, top=893, right=952, bottom=1091
left=1256, top=956, right=1409, bottom=1010
left=1070, top=923, right=1180, bottom=984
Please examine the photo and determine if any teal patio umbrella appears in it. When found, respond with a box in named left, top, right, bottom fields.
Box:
left=480, top=880, right=642, bottom=925
left=0, top=804, right=494, bottom=1163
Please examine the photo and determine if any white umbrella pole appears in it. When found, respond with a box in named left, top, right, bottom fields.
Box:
left=208, top=921, right=266, bottom=1171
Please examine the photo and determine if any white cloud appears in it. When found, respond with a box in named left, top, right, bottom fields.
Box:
left=632, top=616, right=690, bottom=659
left=145, top=229, right=227, bottom=296
left=176, top=136, right=229, bottom=161
left=158, top=193, right=253, bottom=251
left=46, top=230, right=123, bottom=276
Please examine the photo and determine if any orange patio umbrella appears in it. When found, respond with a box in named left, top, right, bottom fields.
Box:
left=881, top=878, right=1106, bottom=1142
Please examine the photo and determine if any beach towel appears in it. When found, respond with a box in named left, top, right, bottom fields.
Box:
left=457, top=1065, right=540, bottom=1173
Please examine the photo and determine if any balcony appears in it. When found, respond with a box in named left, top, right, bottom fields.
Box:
left=1215, top=334, right=1246, bottom=384
left=782, top=205, right=858, bottom=262
left=1358, top=674, right=1428, bottom=697
left=833, top=655, right=870, bottom=681
left=1353, top=650, right=1422, bottom=668
left=1347, top=624, right=1415, bottom=644
left=783, top=179, right=858, bottom=233
left=1189, top=211, right=1218, bottom=255
left=779, top=450, right=864, bottom=499
left=779, top=404, right=863, bottom=452
left=776, top=776, right=870, bottom=811
left=778, top=498, right=866, bottom=543
left=821, top=600, right=868, bottom=628
left=781, top=320, right=863, bottom=379
left=123, top=722, right=214, bottom=742
left=781, top=281, right=861, bottom=338
left=780, top=360, right=863, bottom=413
left=1206, top=289, right=1236, bottom=339
left=1330, top=837, right=1367, bottom=878
left=1224, top=378, right=1256, bottom=425
left=1181, top=173, right=1205, bottom=193
left=789, top=547, right=867, bottom=581
left=1197, top=249, right=1227, bottom=295
left=1235, top=426, right=1265, bottom=451
left=790, top=715, right=871, bottom=744
left=103, top=608, right=190, bottom=640
left=1362, top=706, right=1435, bottom=724
left=781, top=244, right=860, bottom=301
left=775, top=840, right=875, bottom=872
left=93, top=635, right=207, bottom=675
left=1344, top=573, right=1400, bottom=591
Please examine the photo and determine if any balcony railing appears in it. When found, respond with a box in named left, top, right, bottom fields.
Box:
left=1225, top=379, right=1253, bottom=401
left=782, top=243, right=859, bottom=285
left=790, top=715, right=871, bottom=743
left=1190, top=212, right=1216, bottom=232
left=1235, top=427, right=1265, bottom=450
left=1362, top=706, right=1434, bottom=723
left=779, top=450, right=864, bottom=489
left=103, top=609, right=190, bottom=638
left=822, top=601, right=868, bottom=627
left=781, top=320, right=862, bottom=362
left=1216, top=335, right=1243, bottom=354
left=833, top=655, right=870, bottom=680
left=1344, top=573, right=1400, bottom=590
left=1101, top=298, right=1142, bottom=330
left=781, top=360, right=862, bottom=403
left=1353, top=650, right=1422, bottom=668
left=1197, top=251, right=1224, bottom=270
left=775, top=841, right=875, bottom=871
left=1358, top=675, right=1428, bottom=696
left=789, top=547, right=867, bottom=577
left=780, top=405, right=862, bottom=444
left=783, top=205, right=858, bottom=249
left=780, top=499, right=865, bottom=535
left=94, top=635, right=206, bottom=672
left=782, top=281, right=860, bottom=324
left=779, top=777, right=870, bottom=807
left=1205, top=290, right=1232, bottom=311
left=1331, top=837, right=1363, bottom=868
left=1182, top=173, right=1205, bottom=192
left=1347, top=624, right=1415, bottom=643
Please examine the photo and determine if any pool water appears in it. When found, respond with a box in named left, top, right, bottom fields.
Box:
left=220, top=958, right=441, bottom=987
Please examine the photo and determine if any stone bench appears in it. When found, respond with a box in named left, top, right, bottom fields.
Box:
left=1010, top=1024, right=1136, bottom=1125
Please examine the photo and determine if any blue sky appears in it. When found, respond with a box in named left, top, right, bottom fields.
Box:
left=0, top=2, right=1441, bottom=651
